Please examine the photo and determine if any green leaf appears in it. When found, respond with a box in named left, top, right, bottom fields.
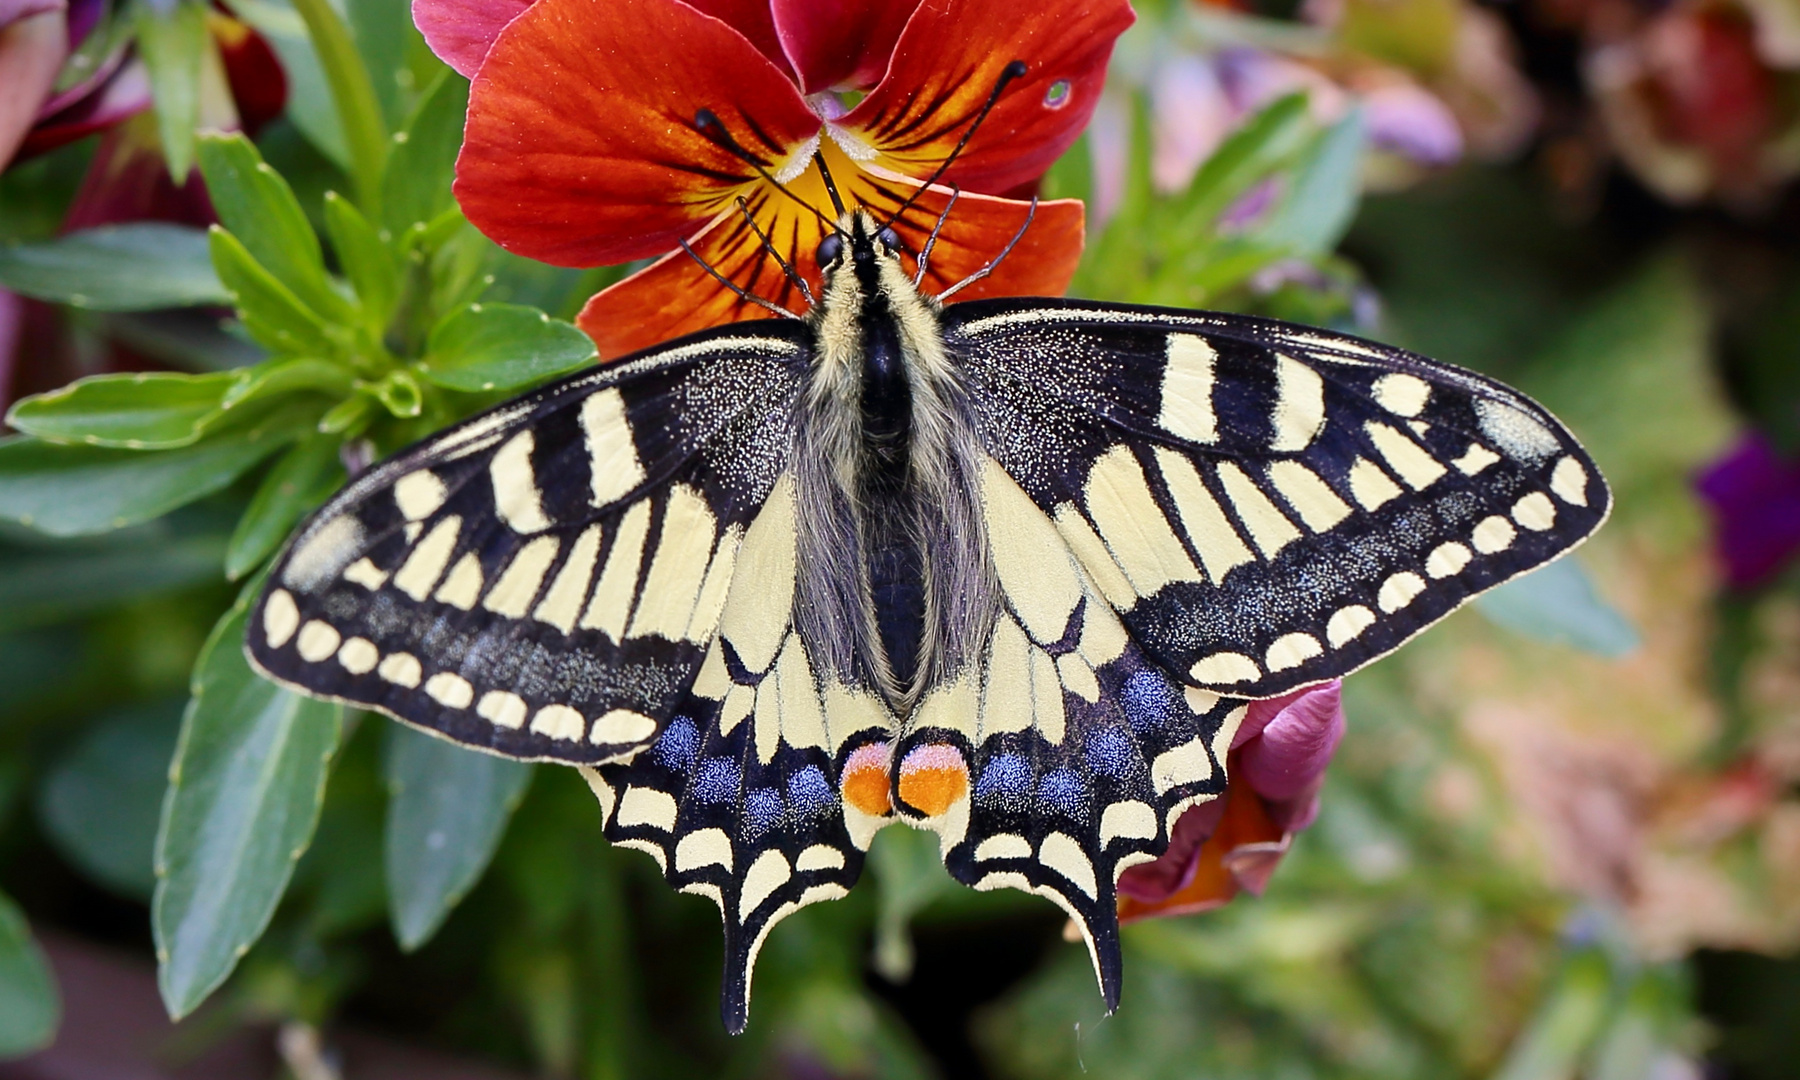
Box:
left=384, top=726, right=531, bottom=950
left=0, top=890, right=58, bottom=1058
left=1477, top=556, right=1640, bottom=658
left=0, top=530, right=227, bottom=631
left=0, top=225, right=229, bottom=310
left=380, top=70, right=470, bottom=236
left=346, top=0, right=419, bottom=129
left=372, top=369, right=424, bottom=417
left=153, top=580, right=344, bottom=1019
left=420, top=303, right=596, bottom=392
left=7, top=371, right=241, bottom=450
left=0, top=413, right=308, bottom=536
left=1258, top=107, right=1366, bottom=258
left=222, top=356, right=357, bottom=408
left=323, top=191, right=401, bottom=330
left=197, top=134, right=348, bottom=321
left=225, top=435, right=345, bottom=579
left=1491, top=947, right=1615, bottom=1080
left=209, top=226, right=337, bottom=357
left=289, top=0, right=390, bottom=214
left=222, top=0, right=349, bottom=167
left=38, top=701, right=185, bottom=899
left=133, top=0, right=210, bottom=179
left=867, top=826, right=958, bottom=982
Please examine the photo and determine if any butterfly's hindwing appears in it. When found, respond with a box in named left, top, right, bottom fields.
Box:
left=591, top=478, right=898, bottom=1032
left=248, top=325, right=811, bottom=763
left=887, top=453, right=1237, bottom=1006
left=946, top=297, right=1611, bottom=699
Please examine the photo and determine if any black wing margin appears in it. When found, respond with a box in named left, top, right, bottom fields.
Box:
left=246, top=322, right=811, bottom=764
left=945, top=297, right=1611, bottom=700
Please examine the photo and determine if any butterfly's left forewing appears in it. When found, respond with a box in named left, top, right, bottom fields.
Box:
left=946, top=297, right=1611, bottom=699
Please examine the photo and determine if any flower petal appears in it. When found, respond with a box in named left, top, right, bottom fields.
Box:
left=576, top=194, right=821, bottom=359
left=1695, top=433, right=1800, bottom=589
left=1238, top=680, right=1344, bottom=802
left=1116, top=786, right=1286, bottom=924
left=771, top=0, right=919, bottom=94
left=413, top=0, right=529, bottom=78
left=0, top=7, right=66, bottom=171
left=17, top=55, right=149, bottom=162
left=456, top=0, right=820, bottom=267
left=688, top=0, right=797, bottom=83
left=578, top=150, right=1083, bottom=357
left=867, top=182, right=1085, bottom=302
left=843, top=0, right=1134, bottom=193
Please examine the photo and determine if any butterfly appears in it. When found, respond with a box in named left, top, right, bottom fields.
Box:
left=247, top=209, right=1609, bottom=1032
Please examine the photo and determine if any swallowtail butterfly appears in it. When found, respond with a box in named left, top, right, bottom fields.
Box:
left=248, top=210, right=1608, bottom=1032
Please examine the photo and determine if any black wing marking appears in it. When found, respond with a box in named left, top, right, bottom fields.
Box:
left=945, top=297, right=1611, bottom=699
left=247, top=323, right=810, bottom=764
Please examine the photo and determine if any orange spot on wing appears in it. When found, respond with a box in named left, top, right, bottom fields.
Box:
left=897, top=744, right=970, bottom=817
left=842, top=743, right=893, bottom=817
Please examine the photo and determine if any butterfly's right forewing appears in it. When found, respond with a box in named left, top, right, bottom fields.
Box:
left=248, top=324, right=811, bottom=764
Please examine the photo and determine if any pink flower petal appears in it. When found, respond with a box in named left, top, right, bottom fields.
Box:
left=0, top=6, right=66, bottom=170
left=1238, top=680, right=1344, bottom=802
left=412, top=0, right=531, bottom=78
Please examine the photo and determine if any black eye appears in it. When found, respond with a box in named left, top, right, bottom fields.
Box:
left=816, top=234, right=844, bottom=265
left=877, top=226, right=901, bottom=251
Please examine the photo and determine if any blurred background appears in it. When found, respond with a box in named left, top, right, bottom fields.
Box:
left=2, top=0, right=1800, bottom=1076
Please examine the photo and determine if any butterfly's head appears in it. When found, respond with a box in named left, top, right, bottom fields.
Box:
left=815, top=211, right=902, bottom=279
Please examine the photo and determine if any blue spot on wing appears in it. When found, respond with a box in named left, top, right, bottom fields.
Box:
left=693, top=756, right=741, bottom=803
left=654, top=716, right=700, bottom=772
left=1121, top=669, right=1179, bottom=733
left=744, top=787, right=784, bottom=839
left=976, top=754, right=1031, bottom=809
left=1037, top=769, right=1089, bottom=820
left=787, top=766, right=835, bottom=817
left=1084, top=727, right=1134, bottom=777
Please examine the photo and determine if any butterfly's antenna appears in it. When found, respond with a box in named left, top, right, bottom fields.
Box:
left=914, top=185, right=959, bottom=286
left=679, top=238, right=800, bottom=319
left=813, top=150, right=847, bottom=219
left=694, top=110, right=835, bottom=233
left=735, top=195, right=815, bottom=305
left=937, top=195, right=1035, bottom=301
left=881, top=59, right=1027, bottom=233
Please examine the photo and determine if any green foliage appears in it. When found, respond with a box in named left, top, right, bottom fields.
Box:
left=383, top=727, right=532, bottom=950
left=0, top=891, right=58, bottom=1059
left=421, top=302, right=598, bottom=391
left=153, top=575, right=344, bottom=1018
left=133, top=0, right=212, bottom=180
left=0, top=225, right=228, bottom=310
left=37, top=701, right=185, bottom=898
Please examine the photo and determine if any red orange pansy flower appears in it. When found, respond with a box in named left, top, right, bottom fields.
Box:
left=430, top=0, right=1134, bottom=356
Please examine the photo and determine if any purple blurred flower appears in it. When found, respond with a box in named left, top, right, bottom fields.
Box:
left=0, top=0, right=146, bottom=171
left=1117, top=680, right=1345, bottom=923
left=1695, top=433, right=1800, bottom=589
